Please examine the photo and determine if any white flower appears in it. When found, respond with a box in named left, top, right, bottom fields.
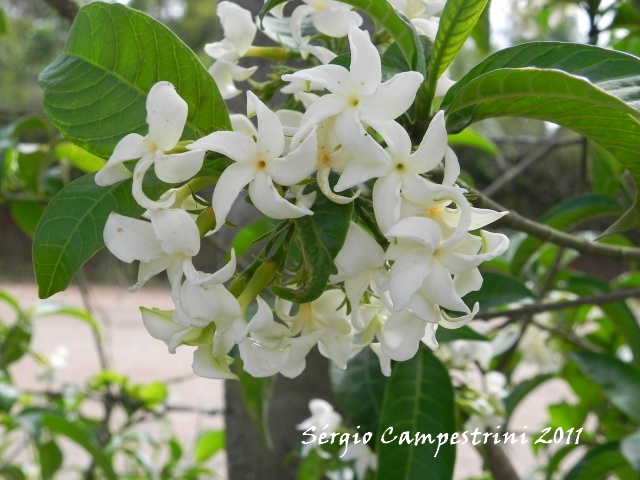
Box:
left=297, top=398, right=343, bottom=456
left=291, top=0, right=363, bottom=38
left=282, top=24, right=423, bottom=176
left=103, top=209, right=201, bottom=291
left=204, top=2, right=258, bottom=99
left=95, top=82, right=206, bottom=211
left=371, top=112, right=448, bottom=233
left=188, top=91, right=317, bottom=231
left=385, top=216, right=509, bottom=321
left=276, top=289, right=353, bottom=369
left=239, top=297, right=322, bottom=378
left=329, top=222, right=385, bottom=328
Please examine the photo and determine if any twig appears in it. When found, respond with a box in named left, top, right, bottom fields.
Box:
left=531, top=319, right=605, bottom=353
left=75, top=269, right=112, bottom=371
left=459, top=180, right=640, bottom=262
left=483, top=139, right=564, bottom=196
left=490, top=136, right=581, bottom=146
left=477, top=288, right=640, bottom=321
left=42, top=0, right=79, bottom=21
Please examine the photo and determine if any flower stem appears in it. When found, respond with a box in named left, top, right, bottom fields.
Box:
left=245, top=46, right=290, bottom=62
left=237, top=260, right=278, bottom=313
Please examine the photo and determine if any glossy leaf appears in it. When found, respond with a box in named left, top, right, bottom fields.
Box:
left=426, top=0, right=489, bottom=99
left=448, top=128, right=499, bottom=156
left=571, top=351, right=640, bottom=422
left=259, top=0, right=425, bottom=74
left=436, top=325, right=487, bottom=343
left=39, top=2, right=230, bottom=159
left=0, top=321, right=31, bottom=368
left=32, top=173, right=166, bottom=299
left=38, top=440, right=63, bottom=480
left=375, top=348, right=456, bottom=480
left=511, top=194, right=625, bottom=274
left=504, top=374, right=554, bottom=418
left=465, top=271, right=538, bottom=310
left=9, top=201, right=46, bottom=238
left=272, top=182, right=353, bottom=303
left=443, top=42, right=640, bottom=113
left=330, top=348, right=388, bottom=437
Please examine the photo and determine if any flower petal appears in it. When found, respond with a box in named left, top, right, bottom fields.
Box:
left=380, top=310, right=427, bottom=361
left=211, top=162, right=256, bottom=231
left=388, top=247, right=432, bottom=310
left=247, top=91, right=286, bottom=160
left=95, top=133, right=147, bottom=186
left=190, top=131, right=257, bottom=164
left=268, top=126, right=317, bottom=186
left=409, top=110, right=447, bottom=173
left=217, top=1, right=257, bottom=56
left=239, top=337, right=291, bottom=377
left=146, top=82, right=188, bottom=151
left=372, top=174, right=402, bottom=234
left=385, top=216, right=442, bottom=251
left=103, top=213, right=162, bottom=263
left=347, top=25, right=381, bottom=96
left=359, top=71, right=423, bottom=123
left=421, top=260, right=470, bottom=313
left=183, top=250, right=237, bottom=285
left=192, top=345, right=238, bottom=380
left=249, top=171, right=313, bottom=219
left=151, top=209, right=200, bottom=257
left=313, top=6, right=362, bottom=38
left=154, top=150, right=206, bottom=184
left=282, top=64, right=352, bottom=95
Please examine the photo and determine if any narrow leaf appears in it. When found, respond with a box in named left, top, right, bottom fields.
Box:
left=194, top=430, right=225, bottom=463
left=621, top=431, right=640, bottom=475
left=563, top=442, right=634, bottom=480
left=427, top=0, right=489, bottom=98
left=376, top=348, right=456, bottom=480
left=465, top=271, right=538, bottom=310
left=39, top=2, right=230, bottom=159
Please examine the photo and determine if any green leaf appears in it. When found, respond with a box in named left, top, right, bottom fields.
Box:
left=135, top=381, right=168, bottom=408
left=272, top=182, right=353, bottom=303
left=9, top=201, right=46, bottom=238
left=426, top=0, right=489, bottom=99
left=470, top=0, right=491, bottom=53
left=565, top=276, right=640, bottom=369
left=602, top=193, right=640, bottom=236
left=447, top=128, right=498, bottom=156
left=38, top=440, right=63, bottom=480
left=465, top=271, right=538, bottom=310
left=32, top=173, right=166, bottom=298
left=39, top=2, right=230, bottom=159
left=194, top=430, right=225, bottom=463
left=511, top=194, right=625, bottom=274
left=621, top=430, right=640, bottom=475
left=259, top=0, right=425, bottom=74
left=589, top=142, right=626, bottom=198
left=570, top=351, right=640, bottom=422
left=55, top=142, right=105, bottom=173
left=330, top=348, right=388, bottom=437
left=375, top=348, right=456, bottom=480
left=228, top=218, right=272, bottom=262
left=443, top=42, right=640, bottom=113
left=0, top=321, right=31, bottom=369
left=41, top=413, right=116, bottom=480
left=0, top=381, right=19, bottom=412
left=563, top=442, right=634, bottom=480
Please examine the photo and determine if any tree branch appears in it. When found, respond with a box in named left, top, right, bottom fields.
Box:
left=42, top=0, right=79, bottom=21
left=477, top=288, right=640, bottom=320
left=459, top=180, right=640, bottom=262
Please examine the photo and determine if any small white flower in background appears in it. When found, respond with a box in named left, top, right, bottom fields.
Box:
left=37, top=345, right=69, bottom=382
left=297, top=398, right=343, bottom=456
left=204, top=2, right=258, bottom=99
left=465, top=371, right=509, bottom=433
left=95, top=82, right=206, bottom=211
left=189, top=91, right=317, bottom=230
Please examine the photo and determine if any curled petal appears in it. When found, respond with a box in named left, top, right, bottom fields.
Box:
left=410, top=110, right=447, bottom=173
left=290, top=96, right=347, bottom=148
left=372, top=120, right=412, bottom=160
left=317, top=166, right=359, bottom=204
left=154, top=150, right=206, bottom=184
left=279, top=331, right=324, bottom=379
left=210, top=162, right=256, bottom=232
left=132, top=154, right=176, bottom=211
left=372, top=174, right=402, bottom=234
left=439, top=303, right=479, bottom=329
left=370, top=343, right=392, bottom=377
left=454, top=267, right=483, bottom=297
left=132, top=256, right=171, bottom=292
left=184, top=250, right=237, bottom=285
left=249, top=171, right=313, bottom=220
left=103, top=213, right=162, bottom=263
left=381, top=310, right=427, bottom=361
left=422, top=323, right=439, bottom=351
left=95, top=133, right=147, bottom=186
left=217, top=1, right=257, bottom=56
left=268, top=127, right=317, bottom=186
left=385, top=216, right=442, bottom=251
left=282, top=64, right=352, bottom=96
left=146, top=82, right=188, bottom=151
left=421, top=261, right=470, bottom=313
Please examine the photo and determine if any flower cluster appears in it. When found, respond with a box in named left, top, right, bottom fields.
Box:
left=95, top=1, right=508, bottom=380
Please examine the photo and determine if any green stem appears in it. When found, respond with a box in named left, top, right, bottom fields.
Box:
left=245, top=46, right=290, bottom=62
left=237, top=261, right=278, bottom=314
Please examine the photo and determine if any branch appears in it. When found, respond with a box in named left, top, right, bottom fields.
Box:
left=477, top=288, right=640, bottom=320
left=459, top=180, right=640, bottom=262
left=42, top=0, right=79, bottom=21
